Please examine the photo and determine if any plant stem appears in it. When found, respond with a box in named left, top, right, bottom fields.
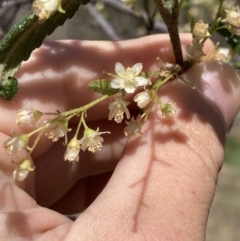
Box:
left=153, top=0, right=183, bottom=66
left=61, top=95, right=108, bottom=117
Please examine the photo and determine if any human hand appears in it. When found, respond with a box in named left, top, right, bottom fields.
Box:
left=0, top=34, right=240, bottom=240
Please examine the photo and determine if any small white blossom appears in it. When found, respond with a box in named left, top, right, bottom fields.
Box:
left=4, top=134, right=29, bottom=155
left=111, top=62, right=149, bottom=93
left=108, top=98, right=130, bottom=123
left=157, top=59, right=181, bottom=78
left=229, top=26, right=240, bottom=36
left=185, top=38, right=205, bottom=61
left=81, top=128, right=110, bottom=153
left=32, top=0, right=65, bottom=21
left=13, top=156, right=35, bottom=182
left=124, top=117, right=142, bottom=137
left=224, top=6, right=240, bottom=27
left=16, top=108, right=43, bottom=125
left=204, top=47, right=232, bottom=62
left=193, top=20, right=210, bottom=41
left=223, top=6, right=240, bottom=36
left=64, top=138, right=81, bottom=163
left=46, top=119, right=70, bottom=143
left=134, top=91, right=152, bottom=109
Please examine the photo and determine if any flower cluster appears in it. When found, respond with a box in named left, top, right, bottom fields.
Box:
left=4, top=106, right=110, bottom=181
left=185, top=5, right=240, bottom=62
left=2, top=0, right=239, bottom=185
left=3, top=57, right=181, bottom=182
left=106, top=61, right=180, bottom=135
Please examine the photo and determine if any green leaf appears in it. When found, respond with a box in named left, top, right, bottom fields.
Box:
left=0, top=77, right=18, bottom=100
left=233, top=61, right=240, bottom=70
left=88, top=79, right=120, bottom=96
left=0, top=0, right=91, bottom=100
left=225, top=136, right=240, bottom=166
left=217, top=24, right=240, bottom=54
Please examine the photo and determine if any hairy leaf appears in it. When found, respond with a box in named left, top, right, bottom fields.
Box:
left=88, top=79, right=120, bottom=96
left=0, top=0, right=91, bottom=100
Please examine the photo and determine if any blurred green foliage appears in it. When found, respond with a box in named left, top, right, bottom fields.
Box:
left=225, top=136, right=240, bottom=166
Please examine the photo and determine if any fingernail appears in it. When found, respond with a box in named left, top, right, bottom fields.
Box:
left=182, top=61, right=240, bottom=130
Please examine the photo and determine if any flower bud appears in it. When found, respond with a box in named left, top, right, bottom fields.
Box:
left=4, top=134, right=29, bottom=155
left=13, top=156, right=35, bottom=182
left=16, top=108, right=43, bottom=125
left=193, top=20, right=210, bottom=41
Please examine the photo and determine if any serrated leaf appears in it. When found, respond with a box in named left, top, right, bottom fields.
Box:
left=0, top=0, right=91, bottom=100
left=0, top=77, right=18, bottom=100
left=88, top=79, right=120, bottom=96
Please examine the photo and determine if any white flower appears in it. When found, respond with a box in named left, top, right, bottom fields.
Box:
left=124, top=117, right=142, bottom=137
left=229, top=26, right=240, bottom=36
left=193, top=20, right=210, bottom=41
left=223, top=7, right=240, bottom=36
left=16, top=108, right=43, bottom=125
left=46, top=119, right=70, bottom=143
left=185, top=38, right=205, bottom=61
left=64, top=138, right=81, bottom=163
left=204, top=47, right=232, bottom=62
left=108, top=98, right=130, bottom=123
left=224, top=6, right=240, bottom=27
left=111, top=62, right=149, bottom=93
left=32, top=0, right=65, bottom=20
left=4, top=134, right=29, bottom=155
left=81, top=128, right=110, bottom=153
left=134, top=91, right=152, bottom=109
left=13, top=156, right=35, bottom=182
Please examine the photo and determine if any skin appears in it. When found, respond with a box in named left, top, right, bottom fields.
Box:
left=0, top=34, right=240, bottom=240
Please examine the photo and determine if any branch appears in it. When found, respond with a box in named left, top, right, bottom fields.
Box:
left=0, top=0, right=91, bottom=100
left=86, top=3, right=121, bottom=40
left=153, top=0, right=183, bottom=66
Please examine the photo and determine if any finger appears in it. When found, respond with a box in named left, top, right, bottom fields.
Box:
left=65, top=62, right=240, bottom=240
left=0, top=34, right=213, bottom=135
left=32, top=34, right=214, bottom=207
left=0, top=34, right=213, bottom=157
left=0, top=34, right=214, bottom=206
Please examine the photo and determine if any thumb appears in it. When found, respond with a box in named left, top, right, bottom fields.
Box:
left=67, top=61, right=240, bottom=241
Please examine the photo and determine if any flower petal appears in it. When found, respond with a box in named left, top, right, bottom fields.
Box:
left=115, top=62, right=125, bottom=76
left=124, top=86, right=136, bottom=93
left=134, top=91, right=151, bottom=108
left=135, top=76, right=149, bottom=86
left=111, top=78, right=123, bottom=89
left=131, top=63, right=143, bottom=75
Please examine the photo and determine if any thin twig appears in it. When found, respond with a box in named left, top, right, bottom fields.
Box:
left=153, top=0, right=183, bottom=66
left=85, top=3, right=121, bottom=40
